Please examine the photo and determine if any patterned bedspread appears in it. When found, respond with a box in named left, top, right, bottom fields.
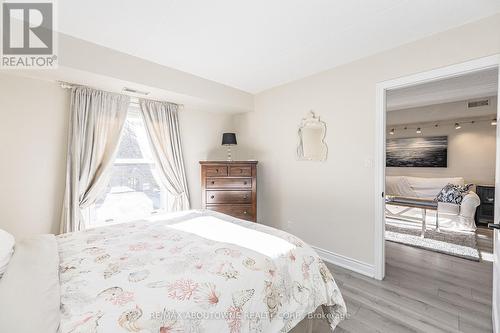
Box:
left=57, top=210, right=346, bottom=333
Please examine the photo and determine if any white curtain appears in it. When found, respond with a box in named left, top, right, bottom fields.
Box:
left=139, top=99, right=190, bottom=211
left=61, top=87, right=130, bottom=233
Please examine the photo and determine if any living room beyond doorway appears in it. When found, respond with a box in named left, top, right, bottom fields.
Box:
left=382, top=67, right=498, bottom=331
left=384, top=68, right=497, bottom=259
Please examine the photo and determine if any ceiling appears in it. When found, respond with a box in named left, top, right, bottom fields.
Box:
left=387, top=68, right=499, bottom=111
left=58, top=0, right=500, bottom=93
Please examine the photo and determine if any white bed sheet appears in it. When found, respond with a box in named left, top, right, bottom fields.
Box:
left=6, top=210, right=346, bottom=333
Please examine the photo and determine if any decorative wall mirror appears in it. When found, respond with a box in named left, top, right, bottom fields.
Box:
left=297, top=111, right=328, bottom=161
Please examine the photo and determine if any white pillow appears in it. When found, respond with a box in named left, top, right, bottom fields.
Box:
left=0, top=235, right=60, bottom=333
left=0, top=229, right=15, bottom=278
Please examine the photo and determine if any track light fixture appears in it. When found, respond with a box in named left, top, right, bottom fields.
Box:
left=387, top=118, right=493, bottom=134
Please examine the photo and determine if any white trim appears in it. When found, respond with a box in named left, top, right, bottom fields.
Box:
left=494, top=261, right=499, bottom=333
left=312, top=245, right=375, bottom=278
left=374, top=83, right=387, bottom=280
left=375, top=54, right=500, bottom=282
left=493, top=65, right=500, bottom=333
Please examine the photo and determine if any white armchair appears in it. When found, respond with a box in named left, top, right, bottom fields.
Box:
left=386, top=176, right=480, bottom=231
left=437, top=191, right=480, bottom=230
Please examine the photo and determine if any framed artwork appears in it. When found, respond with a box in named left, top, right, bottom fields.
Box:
left=386, top=136, right=448, bottom=167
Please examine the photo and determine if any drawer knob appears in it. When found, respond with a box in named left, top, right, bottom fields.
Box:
left=211, top=181, right=215, bottom=185
left=243, top=181, right=248, bottom=185
left=243, top=210, right=247, bottom=215
left=215, top=169, right=219, bottom=172
left=210, top=195, right=215, bottom=199
left=244, top=195, right=248, bottom=199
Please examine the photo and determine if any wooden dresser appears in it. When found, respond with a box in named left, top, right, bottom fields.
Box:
left=200, top=161, right=257, bottom=222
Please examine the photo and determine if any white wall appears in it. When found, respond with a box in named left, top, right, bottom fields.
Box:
left=387, top=97, right=498, bottom=125
left=179, top=109, right=235, bottom=209
left=234, top=14, right=500, bottom=266
left=28, top=33, right=254, bottom=113
left=0, top=73, right=236, bottom=238
left=0, top=73, right=70, bottom=237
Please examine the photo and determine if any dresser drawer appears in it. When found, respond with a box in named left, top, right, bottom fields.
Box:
left=206, top=190, right=252, bottom=204
left=207, top=204, right=254, bottom=221
left=201, top=161, right=257, bottom=223
left=206, top=177, right=252, bottom=189
left=229, top=165, right=252, bottom=176
left=205, top=166, right=228, bottom=177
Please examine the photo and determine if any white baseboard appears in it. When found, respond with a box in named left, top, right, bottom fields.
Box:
left=311, top=245, right=375, bottom=278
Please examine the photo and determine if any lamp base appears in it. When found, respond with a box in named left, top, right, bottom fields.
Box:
left=227, top=146, right=232, bottom=161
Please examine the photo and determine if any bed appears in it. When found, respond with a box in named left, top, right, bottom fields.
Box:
left=0, top=210, right=346, bottom=333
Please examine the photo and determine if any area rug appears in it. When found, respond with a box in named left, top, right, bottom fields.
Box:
left=385, top=219, right=480, bottom=261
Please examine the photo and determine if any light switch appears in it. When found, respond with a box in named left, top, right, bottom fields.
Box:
left=364, top=157, right=374, bottom=168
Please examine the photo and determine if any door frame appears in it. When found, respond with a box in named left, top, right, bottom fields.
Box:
left=374, top=54, right=500, bottom=281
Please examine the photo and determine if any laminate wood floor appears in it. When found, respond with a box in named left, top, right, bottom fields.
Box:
left=318, top=227, right=494, bottom=333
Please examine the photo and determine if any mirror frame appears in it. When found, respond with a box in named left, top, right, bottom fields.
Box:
left=297, top=111, right=328, bottom=161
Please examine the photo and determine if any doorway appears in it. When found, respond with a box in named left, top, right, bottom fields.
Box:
left=374, top=55, right=500, bottom=331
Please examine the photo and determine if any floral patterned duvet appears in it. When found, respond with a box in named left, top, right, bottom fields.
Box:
left=57, top=210, right=346, bottom=333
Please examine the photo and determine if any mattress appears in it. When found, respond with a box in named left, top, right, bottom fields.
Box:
left=0, top=210, right=347, bottom=333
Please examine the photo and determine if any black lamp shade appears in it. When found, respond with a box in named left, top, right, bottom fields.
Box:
left=222, top=133, right=237, bottom=146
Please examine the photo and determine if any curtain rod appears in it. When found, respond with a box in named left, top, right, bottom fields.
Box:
left=58, top=81, right=184, bottom=108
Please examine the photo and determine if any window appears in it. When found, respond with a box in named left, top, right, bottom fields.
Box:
left=86, top=107, right=170, bottom=226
